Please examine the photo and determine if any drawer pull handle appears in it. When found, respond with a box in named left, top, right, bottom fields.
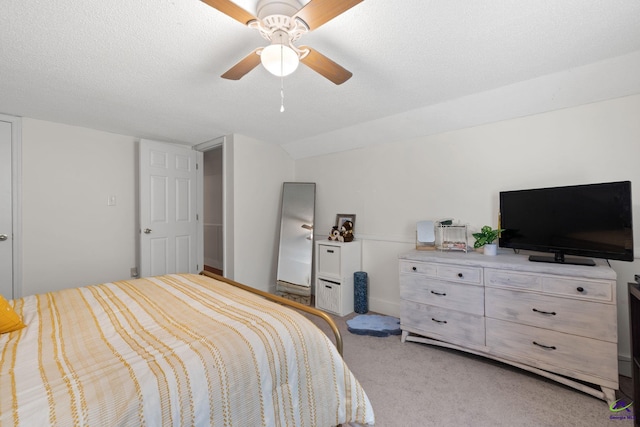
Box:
left=532, top=341, right=556, bottom=350
left=412, top=266, right=417, bottom=271
left=327, top=250, right=334, bottom=253
left=457, top=273, right=464, bottom=278
left=430, top=290, right=447, bottom=296
left=325, top=285, right=332, bottom=289
left=576, top=287, right=584, bottom=292
left=431, top=318, right=447, bottom=324
left=532, top=308, right=556, bottom=316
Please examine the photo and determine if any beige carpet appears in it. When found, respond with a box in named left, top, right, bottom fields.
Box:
left=306, top=312, right=634, bottom=427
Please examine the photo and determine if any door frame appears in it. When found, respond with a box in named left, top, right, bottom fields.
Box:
left=0, top=113, right=22, bottom=298
left=193, top=136, right=230, bottom=278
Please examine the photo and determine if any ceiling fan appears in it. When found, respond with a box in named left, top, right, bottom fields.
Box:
left=201, top=0, right=364, bottom=85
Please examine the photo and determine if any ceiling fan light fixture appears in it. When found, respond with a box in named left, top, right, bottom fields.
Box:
left=261, top=42, right=299, bottom=77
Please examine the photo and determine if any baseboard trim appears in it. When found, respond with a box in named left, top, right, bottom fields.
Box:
left=369, top=297, right=399, bottom=318
left=619, top=355, right=632, bottom=377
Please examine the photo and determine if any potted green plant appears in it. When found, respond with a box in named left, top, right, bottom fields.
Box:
left=472, top=225, right=505, bottom=256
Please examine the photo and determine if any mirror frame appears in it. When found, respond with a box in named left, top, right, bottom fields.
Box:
left=275, top=182, right=316, bottom=301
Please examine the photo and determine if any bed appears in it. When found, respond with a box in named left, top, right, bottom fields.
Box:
left=0, top=272, right=374, bottom=426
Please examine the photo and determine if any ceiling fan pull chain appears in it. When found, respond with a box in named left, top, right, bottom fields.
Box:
left=280, top=44, right=285, bottom=112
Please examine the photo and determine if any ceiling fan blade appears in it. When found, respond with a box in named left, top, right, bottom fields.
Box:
left=299, top=46, right=353, bottom=85
left=221, top=49, right=261, bottom=80
left=293, top=0, right=363, bottom=31
left=201, top=0, right=257, bottom=26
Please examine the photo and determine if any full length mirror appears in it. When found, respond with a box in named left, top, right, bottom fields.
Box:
left=276, top=182, right=316, bottom=303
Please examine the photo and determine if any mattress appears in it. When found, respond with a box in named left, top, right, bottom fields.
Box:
left=0, top=273, right=374, bottom=426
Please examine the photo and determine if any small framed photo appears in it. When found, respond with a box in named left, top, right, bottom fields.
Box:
left=335, top=214, right=356, bottom=232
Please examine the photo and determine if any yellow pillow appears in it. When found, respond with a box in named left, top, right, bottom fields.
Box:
left=0, top=295, right=25, bottom=334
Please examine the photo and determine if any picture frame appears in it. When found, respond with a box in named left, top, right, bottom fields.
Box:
left=335, top=214, right=356, bottom=232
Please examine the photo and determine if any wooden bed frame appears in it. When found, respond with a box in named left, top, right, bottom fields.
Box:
left=200, top=271, right=343, bottom=356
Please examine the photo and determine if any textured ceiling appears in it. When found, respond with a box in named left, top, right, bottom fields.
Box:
left=2, top=0, right=640, bottom=158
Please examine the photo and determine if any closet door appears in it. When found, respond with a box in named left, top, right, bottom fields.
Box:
left=0, top=120, right=13, bottom=298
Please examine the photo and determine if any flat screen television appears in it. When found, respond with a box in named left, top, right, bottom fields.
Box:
left=499, top=181, right=634, bottom=266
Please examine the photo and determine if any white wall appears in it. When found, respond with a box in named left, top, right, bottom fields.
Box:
left=295, top=94, right=640, bottom=369
left=20, top=122, right=295, bottom=296
left=228, top=134, right=294, bottom=292
left=21, top=118, right=137, bottom=295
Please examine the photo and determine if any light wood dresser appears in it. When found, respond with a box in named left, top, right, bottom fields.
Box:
left=399, top=249, right=618, bottom=403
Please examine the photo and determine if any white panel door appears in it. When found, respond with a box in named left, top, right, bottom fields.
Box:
left=0, top=121, right=12, bottom=298
left=139, top=140, right=198, bottom=277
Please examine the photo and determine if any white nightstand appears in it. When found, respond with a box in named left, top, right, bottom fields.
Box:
left=315, top=240, right=362, bottom=316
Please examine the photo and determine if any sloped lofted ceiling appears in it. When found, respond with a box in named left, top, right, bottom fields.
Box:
left=2, top=0, right=640, bottom=158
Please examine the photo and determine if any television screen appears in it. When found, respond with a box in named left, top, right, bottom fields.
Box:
left=499, top=181, right=634, bottom=265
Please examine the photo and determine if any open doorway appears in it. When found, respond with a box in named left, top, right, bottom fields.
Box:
left=203, top=146, right=223, bottom=275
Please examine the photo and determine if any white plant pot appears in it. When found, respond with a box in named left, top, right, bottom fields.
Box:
left=484, top=244, right=497, bottom=256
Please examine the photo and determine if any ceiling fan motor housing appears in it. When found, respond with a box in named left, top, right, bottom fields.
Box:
left=256, top=0, right=301, bottom=20
left=252, top=0, right=309, bottom=50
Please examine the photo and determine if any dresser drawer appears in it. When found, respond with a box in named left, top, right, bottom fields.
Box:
left=399, top=260, right=437, bottom=276
left=436, top=265, right=482, bottom=285
left=486, top=318, right=618, bottom=382
left=485, top=287, right=617, bottom=342
left=485, top=269, right=542, bottom=291
left=542, top=277, right=613, bottom=302
left=317, top=244, right=341, bottom=277
left=399, top=261, right=482, bottom=285
left=401, top=300, right=485, bottom=347
left=400, top=275, right=484, bottom=316
left=486, top=268, right=614, bottom=303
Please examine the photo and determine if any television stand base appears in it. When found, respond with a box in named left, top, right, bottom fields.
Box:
left=529, top=254, right=596, bottom=266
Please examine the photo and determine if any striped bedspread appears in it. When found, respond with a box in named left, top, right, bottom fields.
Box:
left=0, top=274, right=374, bottom=426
